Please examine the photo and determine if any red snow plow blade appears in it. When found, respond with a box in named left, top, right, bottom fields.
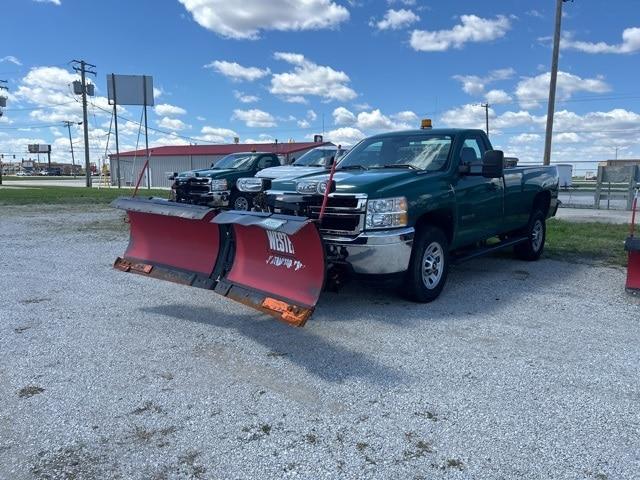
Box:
left=112, top=197, right=221, bottom=288
left=112, top=198, right=326, bottom=326
left=212, top=211, right=325, bottom=327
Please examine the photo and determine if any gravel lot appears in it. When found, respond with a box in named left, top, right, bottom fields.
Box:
left=1, top=205, right=639, bottom=480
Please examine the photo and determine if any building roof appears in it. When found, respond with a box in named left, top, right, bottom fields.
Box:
left=111, top=142, right=332, bottom=158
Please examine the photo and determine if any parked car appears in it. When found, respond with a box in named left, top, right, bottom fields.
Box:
left=236, top=145, right=347, bottom=209
left=16, top=171, right=29, bottom=176
left=170, top=152, right=282, bottom=210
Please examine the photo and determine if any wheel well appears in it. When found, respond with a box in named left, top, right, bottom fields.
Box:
left=415, top=209, right=454, bottom=244
left=532, top=191, right=551, bottom=216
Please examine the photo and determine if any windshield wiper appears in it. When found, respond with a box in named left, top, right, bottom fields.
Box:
left=377, top=164, right=420, bottom=170
left=338, top=165, right=367, bottom=170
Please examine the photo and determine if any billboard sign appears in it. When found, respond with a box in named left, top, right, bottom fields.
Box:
left=28, top=144, right=51, bottom=153
left=107, top=74, right=154, bottom=106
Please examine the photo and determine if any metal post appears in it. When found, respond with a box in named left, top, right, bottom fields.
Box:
left=543, top=0, right=565, bottom=166
left=47, top=149, right=51, bottom=170
left=112, top=74, right=121, bottom=188
left=481, top=103, right=490, bottom=137
left=64, top=121, right=78, bottom=178
left=80, top=61, right=91, bottom=186
left=142, top=75, right=151, bottom=189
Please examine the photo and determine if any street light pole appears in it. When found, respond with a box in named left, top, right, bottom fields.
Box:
left=64, top=120, right=82, bottom=178
left=543, top=0, right=569, bottom=166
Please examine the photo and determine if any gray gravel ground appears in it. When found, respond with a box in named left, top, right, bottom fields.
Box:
left=1, top=205, right=639, bottom=480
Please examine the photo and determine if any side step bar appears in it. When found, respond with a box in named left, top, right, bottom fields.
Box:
left=452, top=236, right=528, bottom=265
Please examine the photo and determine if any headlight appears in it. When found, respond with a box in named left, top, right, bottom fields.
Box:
left=210, top=179, right=228, bottom=191
left=236, top=177, right=264, bottom=192
left=296, top=180, right=329, bottom=195
left=366, top=197, right=408, bottom=230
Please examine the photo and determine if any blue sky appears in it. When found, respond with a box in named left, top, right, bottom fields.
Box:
left=1, top=0, right=639, bottom=172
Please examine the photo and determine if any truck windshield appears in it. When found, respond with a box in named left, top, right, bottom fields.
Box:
left=212, top=154, right=257, bottom=170
left=338, top=134, right=452, bottom=171
left=293, top=148, right=340, bottom=167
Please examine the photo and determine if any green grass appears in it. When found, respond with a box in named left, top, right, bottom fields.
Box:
left=0, top=185, right=168, bottom=205
left=2, top=175, right=85, bottom=181
left=545, top=219, right=629, bottom=267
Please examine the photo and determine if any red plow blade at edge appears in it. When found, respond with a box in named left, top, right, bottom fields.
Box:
left=112, top=198, right=326, bottom=326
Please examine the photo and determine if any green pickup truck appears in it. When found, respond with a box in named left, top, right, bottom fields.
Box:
left=265, top=127, right=560, bottom=301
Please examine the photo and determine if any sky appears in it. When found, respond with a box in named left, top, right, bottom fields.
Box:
left=1, top=0, right=639, bottom=173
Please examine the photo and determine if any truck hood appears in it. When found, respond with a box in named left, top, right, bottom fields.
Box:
left=178, top=168, right=242, bottom=179
left=256, top=165, right=326, bottom=180
left=270, top=168, right=417, bottom=196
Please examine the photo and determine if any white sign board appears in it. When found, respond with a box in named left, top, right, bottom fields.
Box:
left=28, top=144, right=51, bottom=153
left=107, top=74, right=154, bottom=106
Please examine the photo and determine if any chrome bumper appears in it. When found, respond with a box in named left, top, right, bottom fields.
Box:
left=324, top=227, right=415, bottom=274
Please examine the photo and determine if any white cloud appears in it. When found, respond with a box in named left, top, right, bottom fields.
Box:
left=205, top=60, right=270, bottom=82
left=453, top=68, right=515, bottom=95
left=33, top=0, right=61, bottom=5
left=333, top=106, right=357, bottom=126
left=12, top=66, right=116, bottom=125
left=325, top=127, right=365, bottom=146
left=526, top=10, right=543, bottom=19
left=410, top=15, right=511, bottom=52
left=232, top=108, right=277, bottom=128
left=332, top=106, right=417, bottom=131
left=233, top=90, right=259, bottom=103
left=154, top=103, right=186, bottom=116
left=151, top=134, right=189, bottom=148
left=0, top=55, right=22, bottom=66
left=200, top=126, right=238, bottom=143
left=178, top=0, right=349, bottom=40
left=282, top=96, right=309, bottom=104
left=307, top=110, right=317, bottom=121
left=270, top=52, right=357, bottom=102
left=515, top=71, right=610, bottom=108
left=372, top=9, right=419, bottom=31
left=387, top=0, right=415, bottom=5
left=297, top=119, right=311, bottom=128
left=510, top=133, right=541, bottom=144
left=485, top=89, right=512, bottom=104
left=244, top=134, right=275, bottom=144
left=157, top=117, right=190, bottom=131
left=562, top=28, right=640, bottom=54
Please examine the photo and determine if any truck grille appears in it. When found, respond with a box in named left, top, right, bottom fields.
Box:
left=183, top=177, right=211, bottom=195
left=307, top=195, right=366, bottom=235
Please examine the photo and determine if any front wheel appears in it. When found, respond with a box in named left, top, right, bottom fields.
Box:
left=514, top=210, right=546, bottom=261
left=230, top=192, right=252, bottom=211
left=403, top=226, right=450, bottom=303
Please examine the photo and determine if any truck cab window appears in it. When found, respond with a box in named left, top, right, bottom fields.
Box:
left=461, top=138, right=486, bottom=166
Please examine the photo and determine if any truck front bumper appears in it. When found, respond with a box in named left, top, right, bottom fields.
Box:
left=324, top=227, right=415, bottom=275
left=185, top=190, right=231, bottom=207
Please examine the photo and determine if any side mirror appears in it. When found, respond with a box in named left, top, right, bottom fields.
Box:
left=167, top=171, right=178, bottom=180
left=482, top=150, right=504, bottom=178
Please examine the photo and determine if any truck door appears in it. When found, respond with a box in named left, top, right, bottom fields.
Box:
left=453, top=135, right=504, bottom=245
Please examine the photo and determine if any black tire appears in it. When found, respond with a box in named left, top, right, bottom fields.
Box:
left=230, top=192, right=252, bottom=211
left=514, top=210, right=546, bottom=261
left=403, top=226, right=450, bottom=302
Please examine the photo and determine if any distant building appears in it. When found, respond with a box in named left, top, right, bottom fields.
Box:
left=108, top=140, right=332, bottom=188
left=600, top=159, right=640, bottom=167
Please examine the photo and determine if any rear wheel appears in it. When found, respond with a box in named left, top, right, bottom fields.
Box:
left=230, top=193, right=252, bottom=211
left=514, top=210, right=546, bottom=261
left=403, top=226, right=449, bottom=302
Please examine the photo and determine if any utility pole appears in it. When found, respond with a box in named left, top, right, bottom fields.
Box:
left=71, top=60, right=96, bottom=187
left=0, top=80, right=8, bottom=185
left=63, top=120, right=82, bottom=178
left=481, top=103, right=490, bottom=137
left=543, top=0, right=570, bottom=166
